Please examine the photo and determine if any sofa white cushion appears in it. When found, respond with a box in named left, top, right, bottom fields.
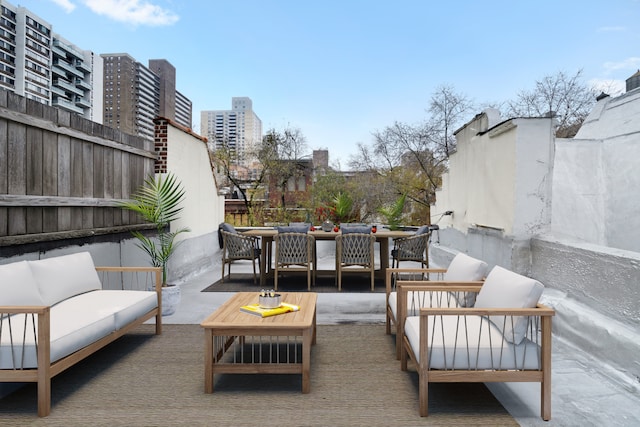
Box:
left=67, top=290, right=158, bottom=330
left=0, top=297, right=116, bottom=369
left=29, top=252, right=102, bottom=306
left=0, top=261, right=44, bottom=306
left=474, top=266, right=544, bottom=344
left=443, top=253, right=488, bottom=307
left=404, top=315, right=540, bottom=370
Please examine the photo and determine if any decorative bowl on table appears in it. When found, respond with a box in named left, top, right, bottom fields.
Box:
left=259, top=293, right=281, bottom=308
left=321, top=220, right=334, bottom=232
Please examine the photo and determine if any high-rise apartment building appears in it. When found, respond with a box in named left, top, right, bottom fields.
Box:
left=201, top=97, right=262, bottom=165
left=0, top=0, right=102, bottom=121
left=102, top=54, right=192, bottom=141
left=149, top=58, right=192, bottom=129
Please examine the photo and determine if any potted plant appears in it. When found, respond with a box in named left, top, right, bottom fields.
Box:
left=118, top=173, right=190, bottom=316
left=378, top=194, right=406, bottom=231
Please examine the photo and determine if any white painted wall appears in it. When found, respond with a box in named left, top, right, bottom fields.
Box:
left=551, top=89, right=640, bottom=252
left=165, top=125, right=224, bottom=240
left=162, top=125, right=225, bottom=282
left=434, top=111, right=554, bottom=240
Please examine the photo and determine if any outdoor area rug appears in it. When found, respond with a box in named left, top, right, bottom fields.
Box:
left=0, top=324, right=516, bottom=426
left=202, top=273, right=386, bottom=293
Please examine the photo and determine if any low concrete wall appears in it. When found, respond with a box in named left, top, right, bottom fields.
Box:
left=430, top=226, right=532, bottom=276
left=531, top=235, right=640, bottom=326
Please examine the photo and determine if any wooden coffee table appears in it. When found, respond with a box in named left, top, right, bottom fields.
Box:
left=201, top=292, right=317, bottom=393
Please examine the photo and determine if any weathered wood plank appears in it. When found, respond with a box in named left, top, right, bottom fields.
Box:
left=0, top=207, right=6, bottom=237
left=26, top=126, right=43, bottom=233
left=43, top=206, right=57, bottom=233
left=8, top=206, right=26, bottom=236
left=0, top=105, right=156, bottom=159
left=0, top=194, right=127, bottom=206
left=0, top=118, right=7, bottom=194
left=0, top=223, right=153, bottom=246
left=8, top=121, right=26, bottom=195
left=57, top=134, right=71, bottom=197
left=93, top=144, right=104, bottom=228
left=70, top=137, right=83, bottom=197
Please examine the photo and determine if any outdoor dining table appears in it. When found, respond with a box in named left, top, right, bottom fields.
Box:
left=242, top=227, right=413, bottom=286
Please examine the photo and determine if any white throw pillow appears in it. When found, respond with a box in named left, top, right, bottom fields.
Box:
left=29, top=252, right=102, bottom=306
left=444, top=253, right=488, bottom=306
left=0, top=261, right=44, bottom=305
left=474, top=266, right=544, bottom=344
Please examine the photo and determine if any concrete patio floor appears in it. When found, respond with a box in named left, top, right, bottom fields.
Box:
left=163, top=252, right=640, bottom=427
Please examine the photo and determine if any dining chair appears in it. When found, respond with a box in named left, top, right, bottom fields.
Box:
left=274, top=232, right=316, bottom=291
left=391, top=225, right=430, bottom=269
left=335, top=231, right=376, bottom=291
left=220, top=229, right=261, bottom=285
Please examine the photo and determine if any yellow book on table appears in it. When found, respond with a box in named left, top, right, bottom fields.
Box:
left=240, top=302, right=300, bottom=317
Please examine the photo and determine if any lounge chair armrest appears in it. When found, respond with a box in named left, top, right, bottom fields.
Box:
left=385, top=267, right=449, bottom=294
left=397, top=282, right=484, bottom=293
left=0, top=305, right=50, bottom=315
left=419, top=305, right=556, bottom=317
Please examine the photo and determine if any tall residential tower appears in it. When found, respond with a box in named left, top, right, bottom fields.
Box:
left=102, top=54, right=192, bottom=140
left=0, top=0, right=102, bottom=121
left=201, top=97, right=262, bottom=165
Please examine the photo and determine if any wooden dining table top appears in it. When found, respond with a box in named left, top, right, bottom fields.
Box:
left=242, top=228, right=412, bottom=240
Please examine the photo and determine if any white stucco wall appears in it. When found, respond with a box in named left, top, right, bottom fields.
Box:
left=551, top=89, right=640, bottom=252
left=165, top=125, right=224, bottom=239
left=163, top=125, right=225, bottom=282
left=434, top=111, right=554, bottom=244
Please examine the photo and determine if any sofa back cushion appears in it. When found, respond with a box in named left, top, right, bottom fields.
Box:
left=474, top=266, right=544, bottom=344
left=0, top=261, right=44, bottom=305
left=29, top=252, right=102, bottom=306
left=444, top=253, right=488, bottom=307
left=444, top=253, right=488, bottom=282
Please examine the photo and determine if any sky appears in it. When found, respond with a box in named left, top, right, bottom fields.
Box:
left=15, top=0, right=640, bottom=165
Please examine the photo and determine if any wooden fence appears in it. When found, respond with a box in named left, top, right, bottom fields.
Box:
left=0, top=91, right=157, bottom=247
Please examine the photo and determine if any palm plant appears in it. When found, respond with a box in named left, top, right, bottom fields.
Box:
left=331, top=191, right=354, bottom=223
left=118, top=173, right=190, bottom=286
left=378, top=194, right=406, bottom=230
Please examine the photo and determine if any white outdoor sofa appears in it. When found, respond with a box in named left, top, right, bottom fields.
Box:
left=0, top=251, right=162, bottom=417
left=386, top=253, right=488, bottom=358
left=397, top=265, right=555, bottom=420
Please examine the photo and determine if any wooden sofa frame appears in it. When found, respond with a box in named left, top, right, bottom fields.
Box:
left=385, top=267, right=484, bottom=359
left=397, top=282, right=555, bottom=420
left=0, top=266, right=162, bottom=417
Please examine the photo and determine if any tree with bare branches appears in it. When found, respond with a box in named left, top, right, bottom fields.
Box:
left=349, top=85, right=473, bottom=224
left=426, top=84, right=475, bottom=157
left=505, top=69, right=597, bottom=137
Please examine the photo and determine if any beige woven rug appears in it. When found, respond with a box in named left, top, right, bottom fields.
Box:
left=0, top=324, right=516, bottom=426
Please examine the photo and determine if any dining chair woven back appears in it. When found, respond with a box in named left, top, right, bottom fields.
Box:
left=335, top=232, right=376, bottom=291
left=274, top=232, right=316, bottom=291
left=391, top=231, right=430, bottom=269
left=220, top=230, right=261, bottom=285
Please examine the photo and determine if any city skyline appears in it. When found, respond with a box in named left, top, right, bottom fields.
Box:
left=16, top=0, right=640, bottom=165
